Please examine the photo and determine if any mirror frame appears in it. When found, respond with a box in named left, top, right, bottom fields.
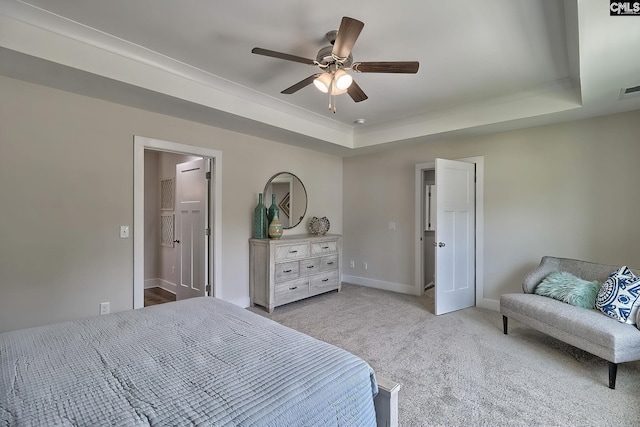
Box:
left=263, top=172, right=308, bottom=229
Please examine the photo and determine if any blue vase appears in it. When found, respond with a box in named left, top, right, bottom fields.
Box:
left=253, top=193, right=268, bottom=239
left=267, top=194, right=279, bottom=225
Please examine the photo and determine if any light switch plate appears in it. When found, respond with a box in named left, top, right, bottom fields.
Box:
left=120, top=225, right=130, bottom=238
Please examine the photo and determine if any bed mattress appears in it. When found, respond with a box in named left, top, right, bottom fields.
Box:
left=0, top=297, right=377, bottom=426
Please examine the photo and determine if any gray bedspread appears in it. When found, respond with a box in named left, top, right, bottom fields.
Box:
left=0, top=297, right=377, bottom=426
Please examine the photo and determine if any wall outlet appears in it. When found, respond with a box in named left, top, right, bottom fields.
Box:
left=100, top=302, right=110, bottom=315
left=350, top=260, right=355, bottom=268
left=363, top=262, right=368, bottom=270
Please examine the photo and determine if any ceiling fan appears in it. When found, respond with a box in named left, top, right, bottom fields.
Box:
left=252, top=16, right=419, bottom=113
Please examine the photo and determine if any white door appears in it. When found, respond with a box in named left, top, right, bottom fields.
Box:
left=175, top=158, right=209, bottom=300
left=434, top=158, right=476, bottom=315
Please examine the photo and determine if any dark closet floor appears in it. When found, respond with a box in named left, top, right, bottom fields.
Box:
left=144, top=287, right=176, bottom=307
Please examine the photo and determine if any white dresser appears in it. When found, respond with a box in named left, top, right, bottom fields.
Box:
left=249, top=234, right=342, bottom=312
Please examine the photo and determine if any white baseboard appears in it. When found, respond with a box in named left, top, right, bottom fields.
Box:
left=144, top=278, right=176, bottom=294
left=342, top=275, right=500, bottom=312
left=144, top=279, right=159, bottom=289
left=341, top=275, right=421, bottom=296
left=477, top=298, right=500, bottom=312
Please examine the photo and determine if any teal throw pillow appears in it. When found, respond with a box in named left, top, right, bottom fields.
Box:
left=535, top=271, right=602, bottom=309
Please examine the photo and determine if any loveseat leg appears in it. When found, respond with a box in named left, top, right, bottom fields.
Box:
left=502, top=315, right=508, bottom=335
left=608, top=362, right=617, bottom=389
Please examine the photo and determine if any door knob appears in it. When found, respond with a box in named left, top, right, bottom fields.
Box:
left=173, top=240, right=181, bottom=244
left=438, top=242, right=445, bottom=247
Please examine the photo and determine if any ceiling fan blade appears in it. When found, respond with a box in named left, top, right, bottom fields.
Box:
left=281, top=74, right=322, bottom=94
left=332, top=17, right=364, bottom=60
left=352, top=61, right=420, bottom=74
left=347, top=80, right=368, bottom=103
left=251, top=47, right=316, bottom=65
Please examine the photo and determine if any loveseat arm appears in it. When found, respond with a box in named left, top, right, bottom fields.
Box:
left=522, top=257, right=561, bottom=294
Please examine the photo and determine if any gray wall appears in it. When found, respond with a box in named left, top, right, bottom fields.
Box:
left=343, top=109, right=640, bottom=305
left=3, top=72, right=640, bottom=332
left=0, top=75, right=343, bottom=332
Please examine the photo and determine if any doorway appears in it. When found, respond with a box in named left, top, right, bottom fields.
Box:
left=414, top=157, right=485, bottom=313
left=133, top=136, right=223, bottom=310
left=142, top=152, right=210, bottom=306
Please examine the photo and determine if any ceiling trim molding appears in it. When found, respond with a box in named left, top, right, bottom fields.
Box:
left=353, top=77, right=582, bottom=148
left=0, top=0, right=355, bottom=147
left=3, top=0, right=639, bottom=154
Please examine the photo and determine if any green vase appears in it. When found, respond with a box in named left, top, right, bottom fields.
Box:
left=268, top=212, right=283, bottom=240
left=267, top=194, right=279, bottom=225
left=253, top=193, right=268, bottom=239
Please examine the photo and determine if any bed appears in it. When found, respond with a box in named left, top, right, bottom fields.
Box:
left=0, top=297, right=381, bottom=426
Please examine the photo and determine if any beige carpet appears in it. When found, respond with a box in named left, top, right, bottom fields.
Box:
left=248, top=283, right=640, bottom=426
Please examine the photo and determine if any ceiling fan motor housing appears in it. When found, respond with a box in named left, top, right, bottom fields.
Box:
left=316, top=45, right=353, bottom=68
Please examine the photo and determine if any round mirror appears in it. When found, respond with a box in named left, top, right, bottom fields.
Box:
left=263, top=172, right=307, bottom=229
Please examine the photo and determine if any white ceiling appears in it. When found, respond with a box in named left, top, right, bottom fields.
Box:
left=1, top=0, right=639, bottom=155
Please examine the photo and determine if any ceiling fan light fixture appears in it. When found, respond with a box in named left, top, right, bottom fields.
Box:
left=334, top=69, right=353, bottom=90
left=313, top=73, right=332, bottom=93
left=314, top=70, right=352, bottom=95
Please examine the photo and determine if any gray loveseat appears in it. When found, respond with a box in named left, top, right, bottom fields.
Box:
left=500, top=256, right=640, bottom=389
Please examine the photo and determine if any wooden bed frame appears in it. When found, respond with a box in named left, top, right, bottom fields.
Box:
left=374, top=376, right=401, bottom=427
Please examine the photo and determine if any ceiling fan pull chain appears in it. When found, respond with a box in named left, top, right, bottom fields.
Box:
left=329, top=74, right=335, bottom=111
left=331, top=73, right=337, bottom=113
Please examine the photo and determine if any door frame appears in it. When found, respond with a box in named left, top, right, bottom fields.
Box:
left=133, top=136, right=223, bottom=309
left=414, top=156, right=486, bottom=308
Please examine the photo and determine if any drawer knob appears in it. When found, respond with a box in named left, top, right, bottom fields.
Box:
left=307, top=265, right=315, bottom=269
left=289, top=250, right=298, bottom=254
left=289, top=286, right=298, bottom=290
left=283, top=269, right=292, bottom=273
left=327, top=262, right=334, bottom=265
left=322, top=279, right=329, bottom=282
left=321, top=246, right=330, bottom=249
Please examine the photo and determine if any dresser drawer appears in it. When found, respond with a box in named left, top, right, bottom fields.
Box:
left=317, top=255, right=338, bottom=272
left=299, top=258, right=320, bottom=276
left=310, top=270, right=339, bottom=291
left=310, top=241, right=337, bottom=256
left=274, top=261, right=299, bottom=283
left=274, top=278, right=309, bottom=304
left=274, top=243, right=310, bottom=261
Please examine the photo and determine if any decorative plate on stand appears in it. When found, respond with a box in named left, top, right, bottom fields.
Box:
left=308, top=216, right=330, bottom=235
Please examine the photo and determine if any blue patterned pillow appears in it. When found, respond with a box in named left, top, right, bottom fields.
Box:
left=595, top=266, right=640, bottom=324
